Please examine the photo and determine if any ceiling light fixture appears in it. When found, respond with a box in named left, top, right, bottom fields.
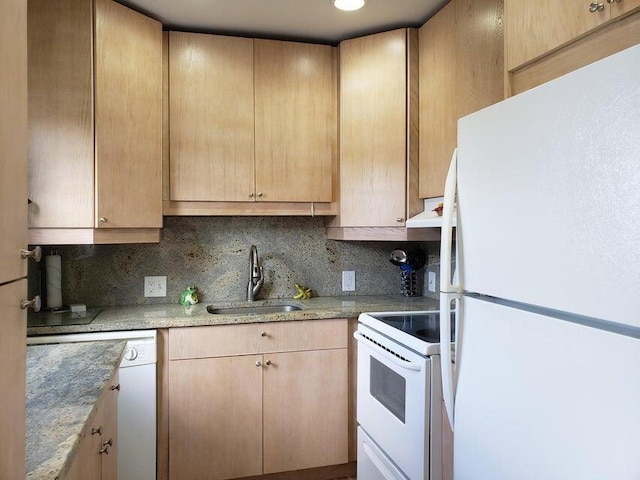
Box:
left=334, top=0, right=366, bottom=11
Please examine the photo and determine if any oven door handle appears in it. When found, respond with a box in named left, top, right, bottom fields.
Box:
left=353, top=332, right=422, bottom=372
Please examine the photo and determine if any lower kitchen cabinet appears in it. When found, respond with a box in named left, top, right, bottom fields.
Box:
left=66, top=372, right=119, bottom=480
left=167, top=320, right=349, bottom=480
left=263, top=349, right=348, bottom=473
left=169, top=355, right=264, bottom=479
left=0, top=281, right=28, bottom=478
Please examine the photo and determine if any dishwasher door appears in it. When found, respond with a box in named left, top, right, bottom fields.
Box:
left=118, top=335, right=157, bottom=480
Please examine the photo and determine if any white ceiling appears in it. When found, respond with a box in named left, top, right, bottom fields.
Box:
left=120, top=0, right=449, bottom=44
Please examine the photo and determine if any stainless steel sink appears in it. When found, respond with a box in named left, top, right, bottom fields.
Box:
left=207, top=304, right=303, bottom=315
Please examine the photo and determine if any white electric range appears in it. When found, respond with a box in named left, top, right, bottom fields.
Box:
left=354, top=310, right=454, bottom=480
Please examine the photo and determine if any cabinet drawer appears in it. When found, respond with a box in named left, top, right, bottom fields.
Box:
left=169, top=319, right=348, bottom=360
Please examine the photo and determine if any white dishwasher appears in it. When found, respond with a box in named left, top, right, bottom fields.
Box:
left=27, top=329, right=157, bottom=480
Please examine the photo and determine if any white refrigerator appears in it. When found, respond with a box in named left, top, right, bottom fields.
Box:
left=439, top=44, right=640, bottom=479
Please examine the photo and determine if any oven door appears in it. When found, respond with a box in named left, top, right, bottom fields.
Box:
left=355, top=324, right=430, bottom=480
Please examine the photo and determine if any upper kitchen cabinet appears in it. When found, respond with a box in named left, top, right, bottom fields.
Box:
left=326, top=29, right=433, bottom=241
left=27, top=0, right=163, bottom=245
left=1, top=0, right=29, bottom=285
left=254, top=39, right=335, bottom=203
left=505, top=0, right=640, bottom=95
left=169, top=32, right=255, bottom=203
left=166, top=33, right=337, bottom=216
left=419, top=0, right=503, bottom=199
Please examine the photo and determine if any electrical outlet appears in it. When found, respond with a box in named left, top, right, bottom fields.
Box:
left=342, top=271, right=356, bottom=292
left=144, top=276, right=167, bottom=297
left=428, top=271, right=437, bottom=293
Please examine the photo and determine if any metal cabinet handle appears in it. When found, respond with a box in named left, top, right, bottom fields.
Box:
left=257, top=192, right=263, bottom=198
left=99, top=217, right=108, bottom=223
left=21, top=246, right=42, bottom=262
left=256, top=360, right=263, bottom=367
left=100, top=438, right=113, bottom=454
left=249, top=193, right=254, bottom=198
left=21, top=295, right=41, bottom=312
left=265, top=360, right=272, bottom=366
left=261, top=331, right=267, bottom=337
left=589, top=1, right=605, bottom=11
left=396, top=217, right=404, bottom=223
left=110, top=384, right=120, bottom=391
left=91, top=426, right=103, bottom=436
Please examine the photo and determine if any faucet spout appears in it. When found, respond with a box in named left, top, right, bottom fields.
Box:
left=247, top=245, right=264, bottom=301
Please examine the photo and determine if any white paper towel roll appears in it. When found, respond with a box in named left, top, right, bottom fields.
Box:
left=46, top=254, right=62, bottom=309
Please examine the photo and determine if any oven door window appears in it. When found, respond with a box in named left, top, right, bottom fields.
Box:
left=370, top=357, right=406, bottom=423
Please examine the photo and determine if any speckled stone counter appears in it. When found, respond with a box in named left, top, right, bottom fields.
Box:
left=27, top=295, right=440, bottom=336
left=26, top=341, right=126, bottom=479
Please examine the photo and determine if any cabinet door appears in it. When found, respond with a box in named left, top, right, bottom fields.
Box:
left=505, top=0, right=609, bottom=71
left=254, top=40, right=335, bottom=202
left=339, top=29, right=407, bottom=227
left=66, top=428, right=101, bottom=480
left=169, top=32, right=255, bottom=202
left=419, top=2, right=456, bottom=199
left=0, top=0, right=28, bottom=284
left=456, top=0, right=504, bottom=119
left=100, top=376, right=118, bottom=480
left=95, top=0, right=162, bottom=228
left=0, top=280, right=27, bottom=479
left=263, top=349, right=348, bottom=474
left=169, top=356, right=263, bottom=480
left=610, top=0, right=640, bottom=17
left=27, top=0, right=94, bottom=229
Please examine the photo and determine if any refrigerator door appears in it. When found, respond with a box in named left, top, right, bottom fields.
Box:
left=453, top=296, right=640, bottom=479
left=455, top=45, right=640, bottom=328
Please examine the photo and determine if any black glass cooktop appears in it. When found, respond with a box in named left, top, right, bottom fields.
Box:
left=27, top=308, right=102, bottom=327
left=373, top=312, right=455, bottom=343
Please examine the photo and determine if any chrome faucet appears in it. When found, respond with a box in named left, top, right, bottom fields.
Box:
left=247, top=245, right=264, bottom=301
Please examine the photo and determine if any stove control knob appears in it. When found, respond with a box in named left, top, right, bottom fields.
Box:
left=124, top=347, right=138, bottom=361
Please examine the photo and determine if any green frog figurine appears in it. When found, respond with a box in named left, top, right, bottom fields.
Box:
left=179, top=286, right=199, bottom=306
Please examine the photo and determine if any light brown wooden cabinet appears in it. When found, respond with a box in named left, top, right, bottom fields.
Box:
left=66, top=372, right=119, bottom=480
left=419, top=0, right=504, bottom=198
left=167, top=320, right=349, bottom=480
left=505, top=0, right=640, bottom=71
left=169, top=32, right=255, bottom=204
left=0, top=0, right=28, bottom=476
left=0, top=281, right=28, bottom=479
left=166, top=33, right=337, bottom=216
left=1, top=0, right=29, bottom=286
left=326, top=28, right=433, bottom=241
left=27, top=0, right=163, bottom=245
left=505, top=0, right=640, bottom=95
left=254, top=39, right=335, bottom=204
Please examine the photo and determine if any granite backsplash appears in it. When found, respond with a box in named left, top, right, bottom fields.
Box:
left=30, top=216, right=441, bottom=306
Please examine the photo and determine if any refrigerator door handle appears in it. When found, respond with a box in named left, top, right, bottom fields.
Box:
left=441, top=149, right=461, bottom=294
left=440, top=293, right=457, bottom=429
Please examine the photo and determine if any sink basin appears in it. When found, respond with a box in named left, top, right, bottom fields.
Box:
left=207, top=304, right=303, bottom=315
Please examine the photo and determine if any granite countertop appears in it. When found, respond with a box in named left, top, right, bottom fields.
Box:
left=27, top=295, right=440, bottom=336
left=26, top=341, right=126, bottom=480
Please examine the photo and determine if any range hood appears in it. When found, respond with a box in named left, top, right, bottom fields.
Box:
left=405, top=197, right=456, bottom=228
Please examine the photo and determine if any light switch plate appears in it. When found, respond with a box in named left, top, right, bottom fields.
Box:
left=428, top=271, right=437, bottom=293
left=342, top=271, right=356, bottom=292
left=144, top=276, right=167, bottom=297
